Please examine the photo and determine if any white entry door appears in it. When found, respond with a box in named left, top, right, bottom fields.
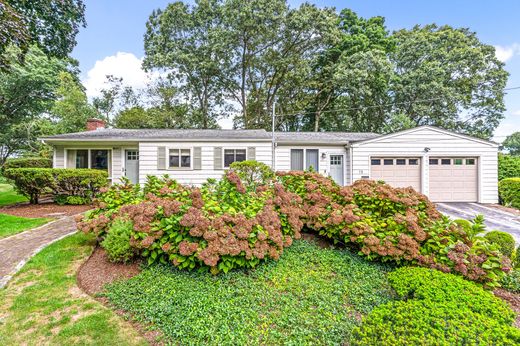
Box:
left=329, top=155, right=344, bottom=185
left=125, top=150, right=139, bottom=184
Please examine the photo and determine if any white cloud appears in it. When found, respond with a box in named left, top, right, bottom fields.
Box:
left=494, top=44, right=520, bottom=63
left=82, top=52, right=158, bottom=98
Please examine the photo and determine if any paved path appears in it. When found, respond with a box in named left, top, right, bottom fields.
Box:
left=436, top=203, right=520, bottom=243
left=0, top=216, right=77, bottom=288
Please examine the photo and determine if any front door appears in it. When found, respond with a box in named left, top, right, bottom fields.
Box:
left=329, top=155, right=344, bottom=185
left=125, top=150, right=139, bottom=184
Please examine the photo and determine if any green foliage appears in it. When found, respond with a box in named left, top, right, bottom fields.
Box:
left=516, top=246, right=520, bottom=268
left=228, top=160, right=275, bottom=189
left=500, top=269, right=520, bottom=293
left=0, top=0, right=86, bottom=70
left=498, top=154, right=520, bottom=181
left=104, top=240, right=393, bottom=345
left=351, top=267, right=520, bottom=345
left=503, top=131, right=520, bottom=156
left=485, top=230, right=516, bottom=258
left=101, top=219, right=135, bottom=263
left=499, top=178, right=520, bottom=209
left=4, top=168, right=108, bottom=204
left=387, top=267, right=514, bottom=324
left=3, top=157, right=52, bottom=169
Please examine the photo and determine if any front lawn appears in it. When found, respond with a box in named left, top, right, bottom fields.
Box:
left=0, top=183, right=27, bottom=206
left=104, top=240, right=394, bottom=345
left=0, top=232, right=146, bottom=345
left=0, top=213, right=51, bottom=239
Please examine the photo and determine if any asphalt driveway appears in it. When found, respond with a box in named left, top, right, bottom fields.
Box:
left=436, top=203, right=520, bottom=243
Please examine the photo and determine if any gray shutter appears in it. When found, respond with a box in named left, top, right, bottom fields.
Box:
left=306, top=149, right=319, bottom=171
left=193, top=147, right=202, bottom=170
left=214, top=147, right=223, bottom=170
left=247, top=147, right=256, bottom=161
left=157, top=147, right=166, bottom=170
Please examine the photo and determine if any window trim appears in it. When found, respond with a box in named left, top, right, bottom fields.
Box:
left=168, top=147, right=193, bottom=170
left=223, top=147, right=247, bottom=168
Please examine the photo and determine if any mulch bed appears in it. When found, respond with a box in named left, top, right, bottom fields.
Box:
left=494, top=289, right=520, bottom=328
left=76, top=246, right=162, bottom=344
left=0, top=202, right=92, bottom=218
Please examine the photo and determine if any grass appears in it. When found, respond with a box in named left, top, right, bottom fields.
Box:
left=0, top=213, right=51, bottom=239
left=0, top=232, right=147, bottom=345
left=104, top=240, right=394, bottom=345
left=0, top=183, right=27, bottom=206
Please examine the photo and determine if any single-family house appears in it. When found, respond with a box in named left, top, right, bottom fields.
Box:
left=40, top=119, right=499, bottom=203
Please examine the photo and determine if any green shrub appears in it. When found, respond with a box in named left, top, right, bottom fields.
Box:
left=351, top=267, right=520, bottom=345
left=387, top=267, right=514, bottom=324
left=351, top=300, right=520, bottom=345
left=500, top=269, right=520, bottom=293
left=228, top=160, right=275, bottom=189
left=485, top=230, right=516, bottom=258
left=3, top=157, right=52, bottom=170
left=499, top=153, right=520, bottom=181
left=4, top=168, right=108, bottom=204
left=101, top=219, right=135, bottom=263
left=499, top=178, right=520, bottom=209
left=515, top=246, right=520, bottom=268
left=3, top=168, right=54, bottom=204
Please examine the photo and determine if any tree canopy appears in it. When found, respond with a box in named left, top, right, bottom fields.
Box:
left=503, top=132, right=520, bottom=156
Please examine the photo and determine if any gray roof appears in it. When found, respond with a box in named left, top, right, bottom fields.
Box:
left=41, top=128, right=381, bottom=143
left=41, top=128, right=272, bottom=141
left=275, top=132, right=380, bottom=143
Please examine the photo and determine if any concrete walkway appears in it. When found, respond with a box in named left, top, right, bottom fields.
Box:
left=436, top=203, right=520, bottom=243
left=0, top=216, right=77, bottom=288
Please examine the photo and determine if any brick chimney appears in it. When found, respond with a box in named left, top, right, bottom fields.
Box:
left=86, top=118, right=105, bottom=131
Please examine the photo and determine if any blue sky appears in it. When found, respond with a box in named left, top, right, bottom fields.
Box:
left=72, top=0, right=520, bottom=140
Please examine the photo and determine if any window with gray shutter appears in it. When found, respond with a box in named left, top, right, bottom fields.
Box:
left=214, top=147, right=223, bottom=170
left=193, top=147, right=202, bottom=170
left=157, top=146, right=166, bottom=170
left=290, top=149, right=304, bottom=170
left=247, top=147, right=256, bottom=161
left=306, top=149, right=319, bottom=171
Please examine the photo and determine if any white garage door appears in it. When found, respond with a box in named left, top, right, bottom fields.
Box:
left=429, top=157, right=478, bottom=202
left=370, top=158, right=421, bottom=191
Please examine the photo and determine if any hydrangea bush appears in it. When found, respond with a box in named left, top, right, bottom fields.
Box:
left=78, top=165, right=511, bottom=284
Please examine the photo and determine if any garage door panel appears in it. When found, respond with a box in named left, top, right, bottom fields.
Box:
left=429, top=157, right=478, bottom=202
left=370, top=157, right=421, bottom=191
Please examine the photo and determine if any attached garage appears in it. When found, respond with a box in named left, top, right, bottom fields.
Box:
left=370, top=157, right=421, bottom=191
left=428, top=157, right=478, bottom=202
left=350, top=126, right=499, bottom=204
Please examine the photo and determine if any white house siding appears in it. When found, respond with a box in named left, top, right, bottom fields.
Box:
left=54, top=146, right=64, bottom=168
left=350, top=127, right=499, bottom=203
left=138, top=141, right=272, bottom=186
left=275, top=145, right=349, bottom=185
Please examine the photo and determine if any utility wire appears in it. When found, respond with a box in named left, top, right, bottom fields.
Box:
left=274, top=85, right=520, bottom=118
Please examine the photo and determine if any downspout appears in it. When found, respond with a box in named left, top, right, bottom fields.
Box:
left=345, top=143, right=353, bottom=185
left=271, top=100, right=276, bottom=170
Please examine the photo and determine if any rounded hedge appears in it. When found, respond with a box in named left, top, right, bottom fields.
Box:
left=3, top=157, right=52, bottom=170
left=351, top=267, right=520, bottom=345
left=485, top=230, right=516, bottom=258
left=498, top=154, right=520, bottom=181
left=499, top=178, right=520, bottom=210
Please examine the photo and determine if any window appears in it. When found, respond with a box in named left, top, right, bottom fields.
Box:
left=396, top=159, right=406, bottom=165
left=126, top=151, right=139, bottom=160
left=429, top=158, right=438, bottom=165
left=409, top=159, right=419, bottom=165
left=454, top=158, right=463, bottom=165
left=169, top=149, right=191, bottom=168
left=290, top=149, right=304, bottom=170
left=306, top=149, right=319, bottom=171
left=224, top=149, right=246, bottom=167
left=76, top=150, right=89, bottom=168
left=441, top=159, right=451, bottom=165
left=371, top=159, right=381, bottom=165
left=466, top=158, right=476, bottom=165
left=384, top=159, right=393, bottom=165
left=90, top=150, right=109, bottom=170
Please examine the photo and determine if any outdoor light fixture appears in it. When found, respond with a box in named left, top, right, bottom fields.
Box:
left=424, top=147, right=431, bottom=153
left=321, top=153, right=327, bottom=159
